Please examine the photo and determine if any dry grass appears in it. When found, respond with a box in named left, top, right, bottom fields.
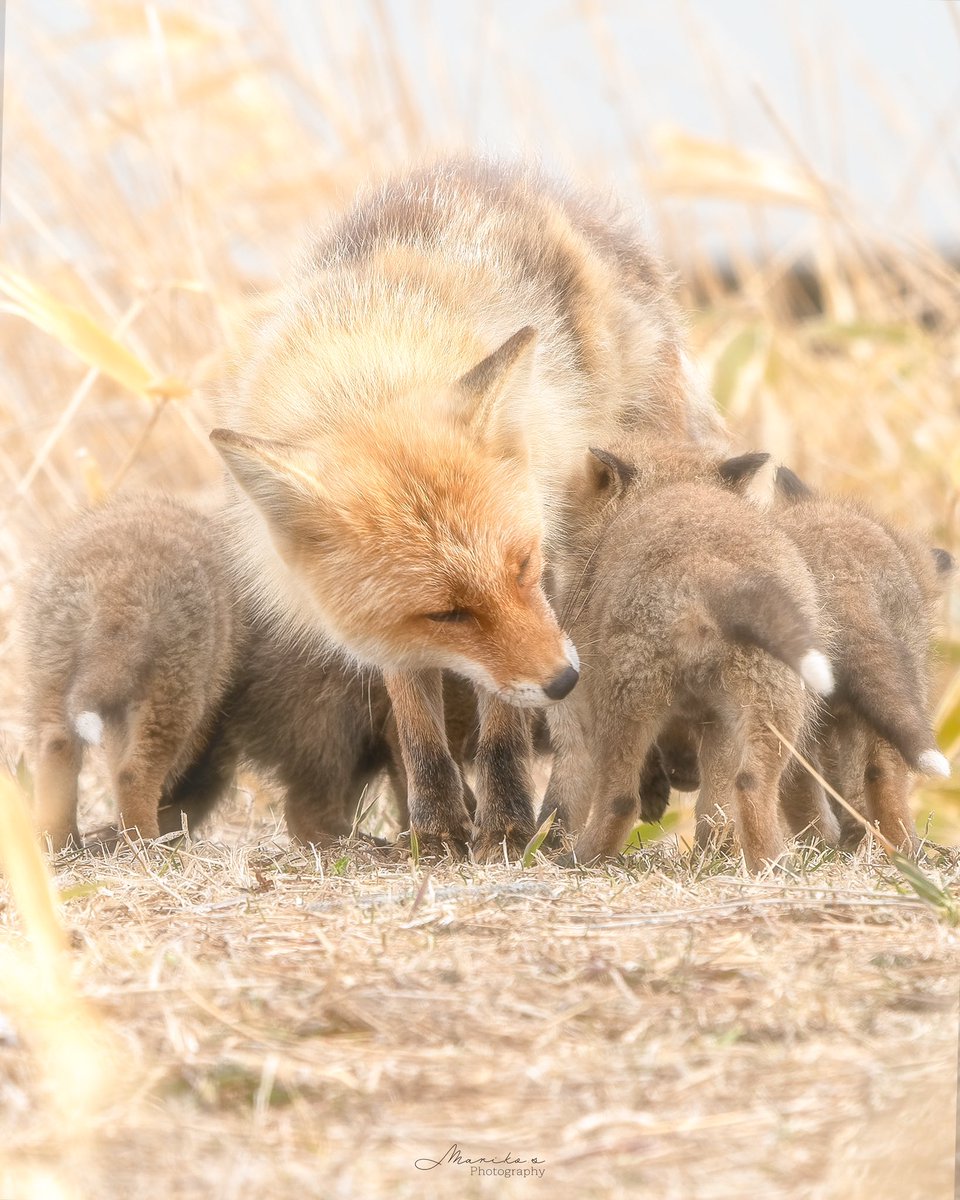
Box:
left=2, top=3, right=960, bottom=1197
left=3, top=810, right=960, bottom=1199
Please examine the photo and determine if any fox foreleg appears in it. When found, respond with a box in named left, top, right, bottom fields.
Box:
left=472, top=693, right=536, bottom=862
left=384, top=669, right=472, bottom=856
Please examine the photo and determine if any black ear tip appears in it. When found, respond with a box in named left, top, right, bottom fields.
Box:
left=717, top=451, right=770, bottom=487
left=774, top=465, right=814, bottom=500
left=588, top=447, right=635, bottom=490
left=933, top=547, right=956, bottom=575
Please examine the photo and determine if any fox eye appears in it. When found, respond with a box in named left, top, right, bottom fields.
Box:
left=517, top=552, right=537, bottom=586
left=426, top=608, right=472, bottom=624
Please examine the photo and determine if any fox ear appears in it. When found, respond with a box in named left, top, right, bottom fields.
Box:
left=933, top=547, right=956, bottom=577
left=717, top=451, right=776, bottom=509
left=774, top=464, right=814, bottom=503
left=210, top=428, right=328, bottom=553
left=456, top=327, right=536, bottom=461
left=717, top=451, right=771, bottom=491
left=588, top=447, right=635, bottom=497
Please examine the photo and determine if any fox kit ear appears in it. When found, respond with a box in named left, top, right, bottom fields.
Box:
left=717, top=451, right=771, bottom=490
left=933, top=547, right=956, bottom=577
left=774, top=464, right=814, bottom=503
left=716, top=451, right=774, bottom=509
left=588, top=447, right=635, bottom=497
left=456, top=327, right=537, bottom=461
left=210, top=428, right=327, bottom=553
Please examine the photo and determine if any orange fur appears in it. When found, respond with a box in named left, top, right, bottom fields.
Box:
left=211, top=415, right=573, bottom=702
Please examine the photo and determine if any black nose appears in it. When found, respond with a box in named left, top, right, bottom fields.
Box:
left=543, top=665, right=580, bottom=701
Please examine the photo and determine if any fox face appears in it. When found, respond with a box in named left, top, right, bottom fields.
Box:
left=212, top=328, right=579, bottom=706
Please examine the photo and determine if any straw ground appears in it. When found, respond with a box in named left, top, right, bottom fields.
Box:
left=2, top=795, right=960, bottom=1199
left=2, top=4, right=960, bottom=1197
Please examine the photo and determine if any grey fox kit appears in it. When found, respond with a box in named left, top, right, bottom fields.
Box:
left=21, top=496, right=238, bottom=850
left=774, top=467, right=952, bottom=853
left=21, top=496, right=414, bottom=849
left=541, top=441, right=834, bottom=872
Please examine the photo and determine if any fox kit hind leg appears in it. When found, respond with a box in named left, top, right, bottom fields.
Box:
left=573, top=720, right=660, bottom=862
left=778, top=753, right=842, bottom=846
left=562, top=691, right=661, bottom=861
left=102, top=690, right=207, bottom=842
left=696, top=715, right=792, bottom=873
left=863, top=735, right=917, bottom=854
left=32, top=718, right=83, bottom=851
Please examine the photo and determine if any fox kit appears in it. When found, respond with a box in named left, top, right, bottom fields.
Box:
left=540, top=441, right=835, bottom=872
left=138, top=621, right=402, bottom=848
left=21, top=496, right=238, bottom=850
left=211, top=157, right=723, bottom=859
left=23, top=498, right=481, bottom=851
left=774, top=468, right=953, bottom=853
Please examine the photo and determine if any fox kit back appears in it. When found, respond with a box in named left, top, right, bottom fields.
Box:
left=211, top=157, right=723, bottom=858
left=774, top=469, right=953, bottom=851
left=21, top=496, right=237, bottom=849
left=543, top=441, right=834, bottom=872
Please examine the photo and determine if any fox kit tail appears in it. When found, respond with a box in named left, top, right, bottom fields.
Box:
left=68, top=661, right=127, bottom=746
left=679, top=572, right=834, bottom=696
left=67, top=612, right=151, bottom=745
left=72, top=709, right=105, bottom=746
left=836, top=628, right=949, bottom=777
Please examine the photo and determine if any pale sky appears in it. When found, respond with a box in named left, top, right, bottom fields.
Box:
left=284, top=0, right=960, bottom=249
left=19, top=1, right=960, bottom=252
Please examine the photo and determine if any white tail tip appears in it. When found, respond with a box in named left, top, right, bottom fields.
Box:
left=799, top=650, right=834, bottom=696
left=73, top=710, right=104, bottom=746
left=918, top=749, right=951, bottom=778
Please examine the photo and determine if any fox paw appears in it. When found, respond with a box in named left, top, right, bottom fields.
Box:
left=405, top=825, right=472, bottom=860
left=81, top=824, right=122, bottom=854
left=532, top=804, right=572, bottom=854
left=471, top=820, right=535, bottom=864
left=662, top=745, right=700, bottom=793
left=638, top=755, right=671, bottom=824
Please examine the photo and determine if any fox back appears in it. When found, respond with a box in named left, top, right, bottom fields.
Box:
left=560, top=452, right=827, bottom=710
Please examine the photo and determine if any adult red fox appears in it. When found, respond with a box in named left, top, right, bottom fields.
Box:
left=212, top=158, right=722, bottom=859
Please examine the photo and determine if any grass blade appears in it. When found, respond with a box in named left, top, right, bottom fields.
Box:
left=0, top=267, right=187, bottom=398
left=522, top=809, right=557, bottom=868
left=890, top=853, right=960, bottom=925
